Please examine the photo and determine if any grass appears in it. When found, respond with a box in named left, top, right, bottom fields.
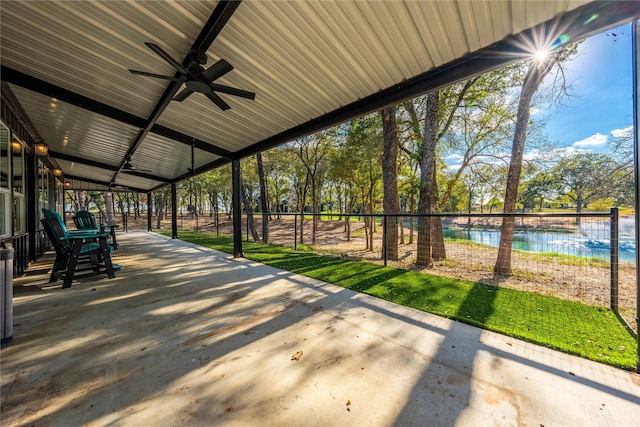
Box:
left=157, top=230, right=637, bottom=370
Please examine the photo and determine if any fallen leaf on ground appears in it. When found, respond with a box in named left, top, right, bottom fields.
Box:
left=291, top=351, right=303, bottom=361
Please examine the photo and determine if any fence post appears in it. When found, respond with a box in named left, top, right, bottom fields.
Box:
left=610, top=207, right=619, bottom=312
left=294, top=213, right=297, bottom=250
left=383, top=215, right=388, bottom=266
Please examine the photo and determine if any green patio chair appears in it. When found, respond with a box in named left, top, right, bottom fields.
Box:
left=41, top=209, right=121, bottom=288
left=72, top=210, right=118, bottom=249
left=73, top=210, right=99, bottom=231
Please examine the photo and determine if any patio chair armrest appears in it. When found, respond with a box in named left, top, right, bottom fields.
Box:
left=62, top=232, right=111, bottom=240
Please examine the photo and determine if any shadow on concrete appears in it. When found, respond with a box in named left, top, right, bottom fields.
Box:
left=392, top=282, right=497, bottom=425
left=2, top=232, right=638, bottom=426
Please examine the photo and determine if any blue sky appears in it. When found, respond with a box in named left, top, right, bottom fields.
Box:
left=539, top=23, right=633, bottom=155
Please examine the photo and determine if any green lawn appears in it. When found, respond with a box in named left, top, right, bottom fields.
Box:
left=157, top=230, right=637, bottom=369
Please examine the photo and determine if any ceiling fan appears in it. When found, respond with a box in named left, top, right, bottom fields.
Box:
left=122, top=158, right=152, bottom=173
left=129, top=42, right=255, bottom=111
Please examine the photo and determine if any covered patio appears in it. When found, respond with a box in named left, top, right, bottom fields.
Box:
left=2, top=232, right=639, bottom=426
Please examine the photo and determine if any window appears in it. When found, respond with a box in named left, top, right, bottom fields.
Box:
left=0, top=124, right=9, bottom=237
left=10, top=134, right=25, bottom=234
left=0, top=125, right=8, bottom=189
left=38, top=160, right=49, bottom=217
left=12, top=135, right=23, bottom=195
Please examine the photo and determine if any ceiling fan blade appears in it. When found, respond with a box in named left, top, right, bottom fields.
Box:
left=210, top=83, right=256, bottom=100
left=145, top=42, right=190, bottom=75
left=173, top=87, right=195, bottom=102
left=202, top=59, right=233, bottom=81
left=123, top=162, right=152, bottom=173
left=128, top=69, right=184, bottom=82
left=205, top=91, right=231, bottom=111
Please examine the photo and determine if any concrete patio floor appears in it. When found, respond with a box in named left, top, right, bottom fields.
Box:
left=1, top=231, right=639, bottom=426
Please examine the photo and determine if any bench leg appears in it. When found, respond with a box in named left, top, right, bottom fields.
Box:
left=50, top=253, right=68, bottom=283
left=99, top=238, right=116, bottom=279
left=62, top=241, right=83, bottom=288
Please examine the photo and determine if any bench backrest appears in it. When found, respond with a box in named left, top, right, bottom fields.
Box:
left=41, top=217, right=72, bottom=255
left=74, top=211, right=98, bottom=230
left=42, top=208, right=69, bottom=236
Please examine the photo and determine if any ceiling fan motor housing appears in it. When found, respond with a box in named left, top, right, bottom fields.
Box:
left=189, top=49, right=208, bottom=65
left=186, top=79, right=212, bottom=93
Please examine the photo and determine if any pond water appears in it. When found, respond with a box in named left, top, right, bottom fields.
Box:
left=442, top=216, right=637, bottom=263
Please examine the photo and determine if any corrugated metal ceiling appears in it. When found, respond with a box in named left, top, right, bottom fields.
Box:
left=1, top=1, right=636, bottom=192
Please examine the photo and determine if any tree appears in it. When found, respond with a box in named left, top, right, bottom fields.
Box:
left=328, top=133, right=361, bottom=239
left=291, top=130, right=334, bottom=245
left=241, top=157, right=261, bottom=242
left=66, top=190, right=91, bottom=212
left=256, top=153, right=269, bottom=243
left=265, top=148, right=292, bottom=215
left=380, top=105, right=401, bottom=260
left=416, top=91, right=439, bottom=267
left=344, top=114, right=383, bottom=250
left=494, top=44, right=576, bottom=275
left=200, top=169, right=224, bottom=218
left=520, top=171, right=559, bottom=211
left=553, top=153, right=616, bottom=214
left=154, top=187, right=171, bottom=229
left=402, top=70, right=518, bottom=266
left=103, top=192, right=115, bottom=224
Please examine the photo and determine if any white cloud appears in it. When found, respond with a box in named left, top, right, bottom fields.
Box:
left=529, top=107, right=541, bottom=115
left=611, top=125, right=633, bottom=138
left=551, top=146, right=587, bottom=158
left=571, top=133, right=607, bottom=148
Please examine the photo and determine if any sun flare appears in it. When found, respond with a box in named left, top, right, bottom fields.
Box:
left=533, top=49, right=549, bottom=62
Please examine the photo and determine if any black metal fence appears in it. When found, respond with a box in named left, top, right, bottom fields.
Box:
left=110, top=208, right=638, bottom=336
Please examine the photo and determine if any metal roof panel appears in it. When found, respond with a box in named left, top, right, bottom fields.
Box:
left=2, top=0, right=628, bottom=193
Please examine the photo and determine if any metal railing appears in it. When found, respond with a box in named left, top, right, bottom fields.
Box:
left=123, top=208, right=637, bottom=336
left=235, top=209, right=636, bottom=333
left=0, top=233, right=29, bottom=277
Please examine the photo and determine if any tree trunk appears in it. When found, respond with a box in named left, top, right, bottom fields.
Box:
left=296, top=172, right=309, bottom=246
left=242, top=184, right=261, bottom=242
left=416, top=92, right=439, bottom=267
left=257, top=153, right=269, bottom=243
left=156, top=193, right=165, bottom=229
left=113, top=194, right=124, bottom=224
left=575, top=193, right=583, bottom=225
left=380, top=106, right=400, bottom=261
left=311, top=178, right=318, bottom=245
left=103, top=192, right=115, bottom=224
left=409, top=194, right=415, bottom=244
left=494, top=57, right=555, bottom=274
left=431, top=172, right=446, bottom=260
